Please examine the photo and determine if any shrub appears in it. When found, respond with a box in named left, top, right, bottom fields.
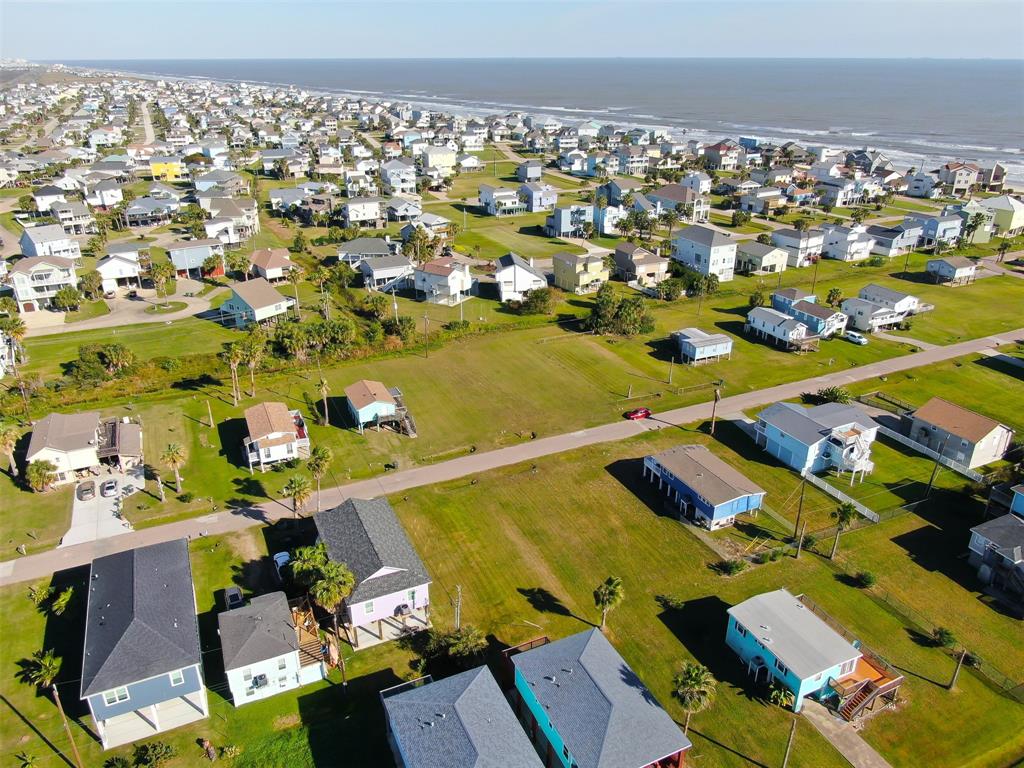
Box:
left=132, top=741, right=176, bottom=767
left=802, top=533, right=818, bottom=551
left=104, top=758, right=131, bottom=768
left=855, top=570, right=877, bottom=588
left=221, top=745, right=241, bottom=759
left=715, top=559, right=747, bottom=576
left=932, top=626, right=956, bottom=648
left=156, top=357, right=180, bottom=372
left=443, top=319, right=471, bottom=332
left=867, top=254, right=887, bottom=267
left=178, top=492, right=195, bottom=503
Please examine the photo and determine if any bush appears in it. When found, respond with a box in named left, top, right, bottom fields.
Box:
left=802, top=533, right=818, bottom=551
left=104, top=758, right=131, bottom=768
left=854, top=570, right=877, bottom=588
left=132, top=741, right=176, bottom=767
left=867, top=254, right=887, bottom=267
left=156, top=357, right=180, bottom=372
left=932, top=626, right=956, bottom=648
left=443, top=319, right=471, bottom=332
left=178, top=492, right=195, bottom=503
left=221, top=745, right=241, bottom=759
left=715, top=559, right=747, bottom=576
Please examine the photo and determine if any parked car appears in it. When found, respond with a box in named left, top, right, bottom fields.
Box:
left=77, top=481, right=96, bottom=501
left=845, top=330, right=868, bottom=346
left=223, top=586, right=244, bottom=610
left=272, top=551, right=291, bottom=583
left=100, top=479, right=119, bottom=498
left=625, top=407, right=652, bottom=420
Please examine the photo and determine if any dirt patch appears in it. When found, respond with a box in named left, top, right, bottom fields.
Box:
left=272, top=713, right=301, bottom=730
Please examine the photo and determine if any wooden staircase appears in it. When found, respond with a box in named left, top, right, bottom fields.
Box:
left=298, top=638, right=322, bottom=668
left=840, top=684, right=874, bottom=720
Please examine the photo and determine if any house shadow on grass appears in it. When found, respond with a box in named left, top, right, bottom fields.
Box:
left=299, top=667, right=404, bottom=767
left=973, top=353, right=1024, bottom=382
left=216, top=418, right=249, bottom=469
left=606, top=457, right=682, bottom=522
left=644, top=336, right=677, bottom=363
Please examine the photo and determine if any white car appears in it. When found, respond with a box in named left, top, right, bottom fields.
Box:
left=272, top=551, right=291, bottom=583
left=845, top=331, right=868, bottom=346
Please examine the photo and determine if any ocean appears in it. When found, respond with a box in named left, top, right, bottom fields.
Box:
left=61, top=58, right=1024, bottom=181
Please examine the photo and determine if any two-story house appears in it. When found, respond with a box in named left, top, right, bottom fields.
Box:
left=820, top=223, right=875, bottom=262
left=314, top=497, right=432, bottom=648
left=926, top=256, right=976, bottom=285
left=771, top=228, right=824, bottom=268
left=380, top=158, right=418, bottom=196
left=612, top=242, right=669, bottom=287
left=967, top=514, right=1024, bottom=613
left=903, top=213, right=963, bottom=247
left=643, top=444, right=766, bottom=529
left=673, top=225, right=737, bottom=282
left=736, top=241, right=788, bottom=275
left=494, top=252, right=548, bottom=303
left=80, top=540, right=209, bottom=750
left=8, top=255, right=78, bottom=313
left=552, top=251, right=608, bottom=295
left=414, top=257, right=475, bottom=305
left=19, top=224, right=82, bottom=263
left=220, top=277, right=295, bottom=329
left=518, top=182, right=558, bottom=212
left=907, top=398, right=1014, bottom=469
left=241, top=401, right=310, bottom=472
left=479, top=184, right=527, bottom=217
left=545, top=204, right=594, bottom=238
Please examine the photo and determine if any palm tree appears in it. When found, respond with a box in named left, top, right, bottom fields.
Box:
left=50, top=587, right=74, bottom=616
left=222, top=342, right=244, bottom=405
left=996, top=238, right=1011, bottom=263
left=241, top=333, right=265, bottom=398
left=26, top=460, right=57, bottom=492
left=307, top=446, right=332, bottom=512
left=20, top=650, right=84, bottom=768
left=659, top=210, right=677, bottom=239
left=830, top=502, right=859, bottom=559
left=0, top=315, right=27, bottom=374
left=160, top=443, right=186, bottom=494
left=150, top=260, right=175, bottom=308
left=281, top=474, right=313, bottom=519
left=309, top=558, right=355, bottom=684
left=672, top=662, right=717, bottom=734
left=317, top=377, right=331, bottom=426
left=288, top=266, right=304, bottom=320
left=593, top=576, right=624, bottom=630
left=0, top=423, right=19, bottom=477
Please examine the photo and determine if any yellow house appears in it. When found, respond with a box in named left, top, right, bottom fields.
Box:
left=552, top=251, right=609, bottom=294
left=149, top=155, right=186, bottom=182
left=981, top=194, right=1024, bottom=237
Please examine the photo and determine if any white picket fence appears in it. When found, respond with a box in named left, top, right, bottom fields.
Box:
left=800, top=470, right=880, bottom=523
left=875, top=425, right=985, bottom=482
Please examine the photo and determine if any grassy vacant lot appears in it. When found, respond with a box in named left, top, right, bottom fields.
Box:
left=62, top=300, right=110, bottom=324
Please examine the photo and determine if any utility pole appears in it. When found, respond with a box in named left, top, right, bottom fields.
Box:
left=52, top=683, right=84, bottom=768
left=796, top=521, right=807, bottom=559
left=949, top=648, right=967, bottom=691
left=781, top=718, right=797, bottom=768
left=709, top=387, right=721, bottom=435
left=627, top=383, right=633, bottom=399
left=668, top=356, right=674, bottom=385
left=422, top=313, right=430, bottom=358
left=925, top=441, right=945, bottom=499
left=794, top=475, right=806, bottom=539
left=810, top=256, right=821, bottom=294
left=459, top=297, right=464, bottom=323
left=454, top=585, right=462, bottom=630
left=206, top=400, right=214, bottom=429
left=392, top=286, right=399, bottom=322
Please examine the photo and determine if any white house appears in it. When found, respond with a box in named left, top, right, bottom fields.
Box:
left=771, top=228, right=824, bottom=268
left=736, top=241, right=788, bottom=275
left=479, top=184, right=526, bottom=216
left=820, top=223, right=875, bottom=262
left=380, top=159, right=417, bottom=196
left=314, top=498, right=432, bottom=649
left=19, top=224, right=82, bottom=262
left=673, top=225, right=737, bottom=282
left=95, top=254, right=142, bottom=294
left=8, top=255, right=78, bottom=312
left=840, top=298, right=904, bottom=332
left=220, top=278, right=295, bottom=329
left=494, top=252, right=547, bottom=303
left=414, top=257, right=475, bottom=305
left=166, top=239, right=224, bottom=278
left=342, top=197, right=386, bottom=228
left=360, top=254, right=415, bottom=292
left=219, top=592, right=325, bottom=707
left=745, top=306, right=816, bottom=351
left=241, top=401, right=310, bottom=472
left=248, top=248, right=292, bottom=282
left=84, top=180, right=124, bottom=209
left=858, top=284, right=919, bottom=315
left=926, top=256, right=977, bottom=286
left=26, top=411, right=143, bottom=485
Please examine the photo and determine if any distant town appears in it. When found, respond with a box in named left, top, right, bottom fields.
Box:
left=0, top=61, right=1022, bottom=768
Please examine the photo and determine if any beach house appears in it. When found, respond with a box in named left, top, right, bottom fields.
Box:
left=771, top=228, right=824, bottom=268
left=673, top=225, right=737, bottom=282
left=552, top=251, right=608, bottom=294
left=906, top=398, right=1014, bottom=469
left=754, top=402, right=877, bottom=480
left=220, top=278, right=294, bottom=328
left=926, top=256, right=977, bottom=286
left=545, top=204, right=594, bottom=238
left=967, top=514, right=1024, bottom=613
left=612, top=242, right=669, bottom=287
left=26, top=411, right=143, bottom=485
left=980, top=194, right=1024, bottom=237
left=494, top=252, right=548, bottom=302
left=643, top=444, right=766, bottom=529
left=745, top=306, right=817, bottom=351
left=736, top=241, right=788, bottom=275
left=19, top=224, right=82, bottom=262
left=80, top=540, right=209, bottom=750
left=344, top=379, right=398, bottom=433
left=166, top=239, right=225, bottom=278
left=241, top=401, right=310, bottom=472
left=8, top=255, right=78, bottom=312
left=479, top=184, right=526, bottom=216
left=414, top=257, right=475, bottom=305
left=672, top=327, right=733, bottom=365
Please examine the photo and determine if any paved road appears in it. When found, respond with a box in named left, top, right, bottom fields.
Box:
left=2, top=325, right=1021, bottom=587
left=141, top=101, right=156, bottom=144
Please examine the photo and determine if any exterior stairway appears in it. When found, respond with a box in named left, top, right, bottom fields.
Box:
left=298, top=638, right=323, bottom=668
left=840, top=684, right=874, bottom=720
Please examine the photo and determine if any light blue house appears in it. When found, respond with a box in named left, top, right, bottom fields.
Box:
left=81, top=540, right=209, bottom=749
left=643, top=445, right=765, bottom=529
left=754, top=402, right=877, bottom=482
left=672, top=327, right=733, bottom=365
left=344, top=379, right=398, bottom=433
left=1012, top=485, right=1024, bottom=517
left=904, top=213, right=963, bottom=247
left=544, top=204, right=594, bottom=238
left=726, top=589, right=903, bottom=718
left=771, top=289, right=847, bottom=338
left=509, top=629, right=691, bottom=768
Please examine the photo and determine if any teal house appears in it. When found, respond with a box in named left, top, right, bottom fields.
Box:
left=726, top=589, right=903, bottom=719
left=344, top=379, right=397, bottom=433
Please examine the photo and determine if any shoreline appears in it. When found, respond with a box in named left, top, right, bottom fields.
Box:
left=52, top=60, right=1024, bottom=184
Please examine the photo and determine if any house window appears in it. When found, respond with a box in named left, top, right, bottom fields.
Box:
left=245, top=687, right=255, bottom=697
left=278, top=676, right=288, bottom=688
left=407, top=589, right=416, bottom=603
left=278, top=658, right=287, bottom=671
left=263, top=448, right=272, bottom=459
left=774, top=659, right=790, bottom=676
left=563, top=746, right=571, bottom=760
left=365, top=601, right=374, bottom=614
left=840, top=659, right=857, bottom=676
left=169, top=669, right=185, bottom=686
left=103, top=687, right=130, bottom=705
left=734, top=620, right=748, bottom=637
left=243, top=670, right=252, bottom=682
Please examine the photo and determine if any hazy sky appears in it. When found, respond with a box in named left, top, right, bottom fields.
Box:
left=3, top=0, right=1023, bottom=60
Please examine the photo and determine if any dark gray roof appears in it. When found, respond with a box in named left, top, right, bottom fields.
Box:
left=512, top=629, right=690, bottom=768
left=971, top=514, right=1024, bottom=561
left=496, top=252, right=545, bottom=281
left=218, top=592, right=298, bottom=671
left=792, top=300, right=842, bottom=321
left=81, top=540, right=201, bottom=696
left=677, top=224, right=733, bottom=248
left=757, top=402, right=874, bottom=446
left=314, top=498, right=430, bottom=604
left=384, top=667, right=542, bottom=768
left=338, top=237, right=391, bottom=256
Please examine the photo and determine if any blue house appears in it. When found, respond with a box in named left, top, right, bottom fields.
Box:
left=771, top=289, right=847, bottom=338
left=672, top=327, right=733, bottom=365
left=726, top=589, right=903, bottom=718
left=643, top=445, right=765, bottom=529
left=381, top=666, right=542, bottom=768
left=1012, top=484, right=1024, bottom=517
left=344, top=379, right=398, bottom=433
left=509, top=629, right=691, bottom=768
left=81, top=539, right=209, bottom=749
left=754, top=402, right=877, bottom=482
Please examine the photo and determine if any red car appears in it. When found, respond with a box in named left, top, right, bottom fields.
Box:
left=625, top=407, right=652, bottom=420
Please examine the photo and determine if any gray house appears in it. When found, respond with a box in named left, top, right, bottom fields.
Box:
left=516, top=159, right=543, bottom=182
left=382, top=666, right=542, bottom=768
left=81, top=540, right=208, bottom=750
left=968, top=514, right=1024, bottom=613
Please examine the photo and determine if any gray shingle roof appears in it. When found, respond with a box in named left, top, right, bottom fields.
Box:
left=677, top=224, right=733, bottom=248
left=314, top=498, right=430, bottom=604
left=971, top=514, right=1024, bottom=560
left=649, top=445, right=764, bottom=506
left=27, top=411, right=99, bottom=458
left=81, top=540, right=201, bottom=696
left=383, top=667, right=543, bottom=768
left=496, top=252, right=545, bottom=281
left=757, top=402, right=874, bottom=446
left=727, top=589, right=861, bottom=680
left=512, top=629, right=690, bottom=768
left=218, top=592, right=298, bottom=671
left=338, top=237, right=391, bottom=256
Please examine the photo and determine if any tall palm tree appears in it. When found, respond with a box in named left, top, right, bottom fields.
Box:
left=672, top=662, right=717, bottom=734
left=0, top=315, right=27, bottom=374
left=308, top=557, right=354, bottom=685
left=281, top=474, right=313, bottom=519
left=593, top=576, right=624, bottom=630
left=160, top=443, right=186, bottom=494
left=307, top=446, right=332, bottom=512
left=317, top=377, right=331, bottom=426
left=288, top=266, right=304, bottom=321
left=222, top=342, right=244, bottom=405
left=830, top=502, right=859, bottom=560
left=20, top=650, right=83, bottom=768
left=0, top=423, right=19, bottom=477
left=996, top=238, right=1011, bottom=263
left=242, top=333, right=265, bottom=398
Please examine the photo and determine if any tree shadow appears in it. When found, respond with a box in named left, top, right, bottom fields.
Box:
left=516, top=587, right=594, bottom=627
left=171, top=373, right=221, bottom=392
left=832, top=572, right=864, bottom=588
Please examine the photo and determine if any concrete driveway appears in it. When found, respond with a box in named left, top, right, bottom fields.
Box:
left=60, top=468, right=143, bottom=548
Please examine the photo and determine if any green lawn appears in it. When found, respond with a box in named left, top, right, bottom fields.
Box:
left=62, top=300, right=109, bottom=324
left=709, top=212, right=773, bottom=234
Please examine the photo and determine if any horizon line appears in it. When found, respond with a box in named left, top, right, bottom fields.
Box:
left=34, top=56, right=1024, bottom=63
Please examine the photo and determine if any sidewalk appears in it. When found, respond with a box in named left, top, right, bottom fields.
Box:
left=1, top=326, right=1022, bottom=587
left=802, top=700, right=893, bottom=768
